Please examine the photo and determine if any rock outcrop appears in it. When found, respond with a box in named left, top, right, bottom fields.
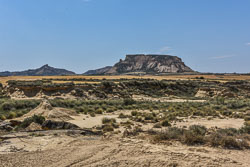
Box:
left=84, top=66, right=112, bottom=75
left=0, top=64, right=75, bottom=76
left=42, top=120, right=80, bottom=130
left=107, top=54, right=193, bottom=74
left=85, top=54, right=194, bottom=75
left=16, top=100, right=78, bottom=122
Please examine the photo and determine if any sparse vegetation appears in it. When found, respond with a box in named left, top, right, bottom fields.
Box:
left=19, top=115, right=46, bottom=129
left=152, top=125, right=249, bottom=149
left=161, top=119, right=171, bottom=127
left=0, top=77, right=250, bottom=153
left=0, top=99, right=40, bottom=119
left=102, top=117, right=116, bottom=124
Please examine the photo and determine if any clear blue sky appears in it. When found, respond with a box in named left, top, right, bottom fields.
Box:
left=0, top=0, right=250, bottom=73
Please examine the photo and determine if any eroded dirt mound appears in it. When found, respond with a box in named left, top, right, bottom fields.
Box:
left=25, top=122, right=42, bottom=131
left=17, top=100, right=78, bottom=122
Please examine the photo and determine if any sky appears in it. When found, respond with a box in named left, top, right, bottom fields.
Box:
left=0, top=0, right=250, bottom=73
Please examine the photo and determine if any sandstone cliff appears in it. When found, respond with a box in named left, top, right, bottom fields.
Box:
left=84, top=54, right=193, bottom=75
left=106, top=54, right=193, bottom=74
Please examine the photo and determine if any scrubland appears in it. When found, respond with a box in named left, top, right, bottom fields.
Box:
left=0, top=76, right=250, bottom=166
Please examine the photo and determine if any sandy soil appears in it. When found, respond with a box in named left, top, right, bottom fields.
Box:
left=133, top=95, right=206, bottom=103
left=0, top=131, right=249, bottom=167
left=1, top=100, right=248, bottom=167
left=69, top=114, right=118, bottom=129
left=175, top=117, right=245, bottom=129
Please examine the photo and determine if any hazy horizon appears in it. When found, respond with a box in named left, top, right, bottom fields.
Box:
left=1, top=0, right=250, bottom=73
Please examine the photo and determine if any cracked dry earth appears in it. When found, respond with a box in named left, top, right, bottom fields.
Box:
left=0, top=133, right=250, bottom=167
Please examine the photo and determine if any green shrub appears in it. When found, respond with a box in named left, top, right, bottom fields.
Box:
left=131, top=111, right=138, bottom=116
left=208, top=132, right=223, bottom=147
left=240, top=124, right=250, bottom=134
left=222, top=110, right=232, bottom=116
left=244, top=116, right=250, bottom=121
left=7, top=112, right=17, bottom=119
left=20, top=115, right=46, bottom=128
left=107, top=108, right=115, bottom=113
left=134, top=116, right=143, bottom=122
left=161, top=119, right=171, bottom=127
left=118, top=113, right=127, bottom=118
left=206, top=130, right=248, bottom=149
left=123, top=126, right=143, bottom=136
left=95, top=108, right=103, bottom=114
left=189, top=125, right=207, bottom=136
left=220, top=136, right=248, bottom=149
left=16, top=111, right=24, bottom=117
left=90, top=113, right=96, bottom=117
left=244, top=121, right=250, bottom=126
left=152, top=125, right=249, bottom=149
left=144, top=114, right=154, bottom=120
left=2, top=102, right=15, bottom=111
left=88, top=108, right=95, bottom=113
left=102, top=124, right=114, bottom=132
left=228, top=100, right=247, bottom=109
left=167, top=127, right=184, bottom=139
left=153, top=127, right=184, bottom=141
left=182, top=131, right=205, bottom=145
left=102, top=117, right=116, bottom=124
left=123, top=98, right=136, bottom=105
left=0, top=114, right=6, bottom=120
left=153, top=123, right=162, bottom=128
left=217, top=128, right=239, bottom=136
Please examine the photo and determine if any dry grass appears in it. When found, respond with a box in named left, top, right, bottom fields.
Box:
left=1, top=74, right=250, bottom=85
left=52, top=81, right=101, bottom=84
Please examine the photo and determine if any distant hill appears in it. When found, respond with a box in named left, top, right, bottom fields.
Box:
left=0, top=64, right=76, bottom=76
left=84, top=66, right=112, bottom=75
left=84, top=54, right=194, bottom=75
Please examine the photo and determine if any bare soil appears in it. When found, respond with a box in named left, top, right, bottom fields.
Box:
left=0, top=131, right=249, bottom=167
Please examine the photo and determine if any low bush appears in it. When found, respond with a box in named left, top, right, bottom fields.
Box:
left=240, top=124, right=250, bottom=134
left=131, top=111, right=138, bottom=116
left=244, top=116, right=250, bottom=121
left=7, top=112, right=17, bottom=119
left=107, top=108, right=115, bottom=113
left=102, top=117, right=116, bottom=124
left=154, top=127, right=184, bottom=141
left=152, top=125, right=249, bottom=149
left=90, top=113, right=96, bottom=117
left=182, top=130, right=205, bottom=145
left=123, top=126, right=143, bottom=137
left=189, top=125, right=207, bottom=136
left=220, top=136, right=243, bottom=149
left=19, top=115, right=46, bottom=128
left=118, top=113, right=127, bottom=118
left=0, top=114, right=6, bottom=120
left=95, top=108, right=103, bottom=114
left=102, top=124, right=114, bottom=132
left=123, top=98, right=136, bottom=105
left=153, top=123, right=162, bottom=128
left=217, top=128, right=239, bottom=136
left=144, top=114, right=154, bottom=120
left=161, top=119, right=171, bottom=127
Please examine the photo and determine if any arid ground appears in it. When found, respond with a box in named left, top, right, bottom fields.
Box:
left=0, top=75, right=250, bottom=167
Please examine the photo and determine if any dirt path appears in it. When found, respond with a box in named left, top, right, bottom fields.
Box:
left=0, top=132, right=249, bottom=167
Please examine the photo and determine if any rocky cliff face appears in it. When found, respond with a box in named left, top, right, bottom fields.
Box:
left=106, top=54, right=193, bottom=74
left=0, top=64, right=76, bottom=76
left=84, top=66, right=112, bottom=75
